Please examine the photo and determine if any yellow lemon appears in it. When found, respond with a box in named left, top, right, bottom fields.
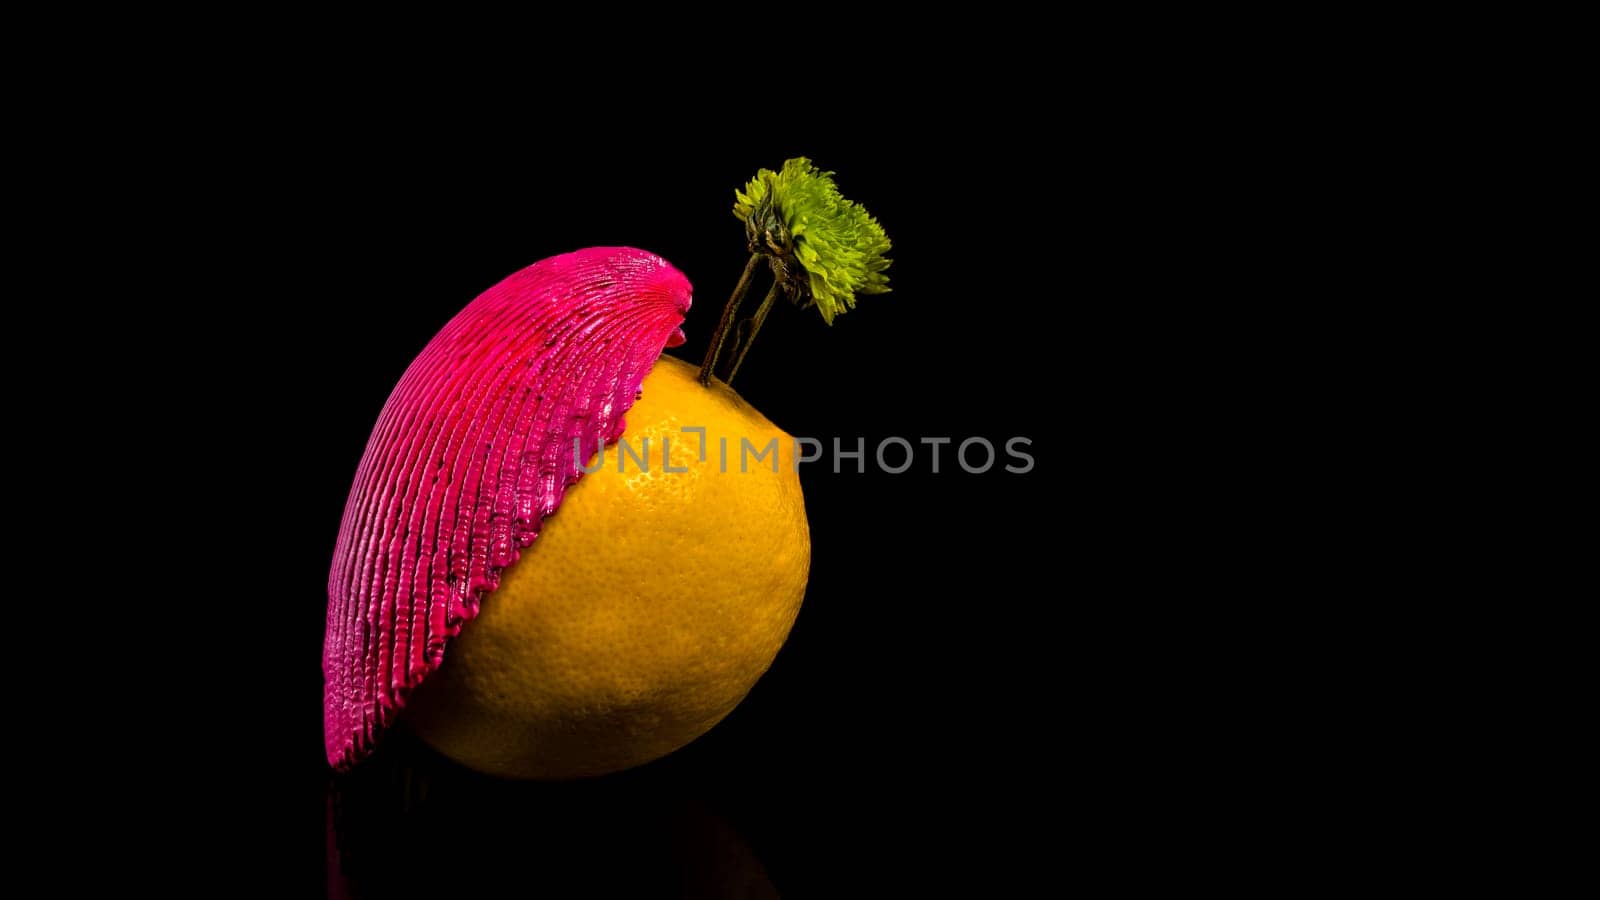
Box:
left=406, top=355, right=810, bottom=778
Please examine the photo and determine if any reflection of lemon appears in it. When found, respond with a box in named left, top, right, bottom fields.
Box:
left=407, top=356, right=810, bottom=778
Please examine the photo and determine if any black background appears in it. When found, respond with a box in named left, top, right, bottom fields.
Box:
left=146, top=111, right=1182, bottom=896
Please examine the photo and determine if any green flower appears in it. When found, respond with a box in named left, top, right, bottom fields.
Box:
left=733, top=157, right=892, bottom=325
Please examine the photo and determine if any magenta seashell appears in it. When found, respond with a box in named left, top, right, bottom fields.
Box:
left=323, top=247, right=692, bottom=770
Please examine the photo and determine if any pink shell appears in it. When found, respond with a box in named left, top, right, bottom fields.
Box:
left=323, top=247, right=692, bottom=770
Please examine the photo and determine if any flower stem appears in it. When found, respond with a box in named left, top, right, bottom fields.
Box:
left=721, top=281, right=781, bottom=384
left=698, top=252, right=763, bottom=386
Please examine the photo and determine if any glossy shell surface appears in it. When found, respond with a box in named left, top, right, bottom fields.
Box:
left=324, top=247, right=691, bottom=769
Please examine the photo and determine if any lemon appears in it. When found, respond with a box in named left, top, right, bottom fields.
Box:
left=406, top=355, right=810, bottom=778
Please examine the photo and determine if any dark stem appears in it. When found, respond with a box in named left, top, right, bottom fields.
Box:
left=698, top=252, right=764, bottom=385
left=721, top=281, right=781, bottom=384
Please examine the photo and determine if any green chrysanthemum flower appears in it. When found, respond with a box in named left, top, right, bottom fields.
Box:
left=733, top=157, right=892, bottom=325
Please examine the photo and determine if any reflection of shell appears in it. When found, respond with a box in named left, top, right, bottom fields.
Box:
left=327, top=732, right=780, bottom=896
left=324, top=248, right=691, bottom=770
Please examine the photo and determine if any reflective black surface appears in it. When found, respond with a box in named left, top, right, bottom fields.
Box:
left=328, top=732, right=780, bottom=898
